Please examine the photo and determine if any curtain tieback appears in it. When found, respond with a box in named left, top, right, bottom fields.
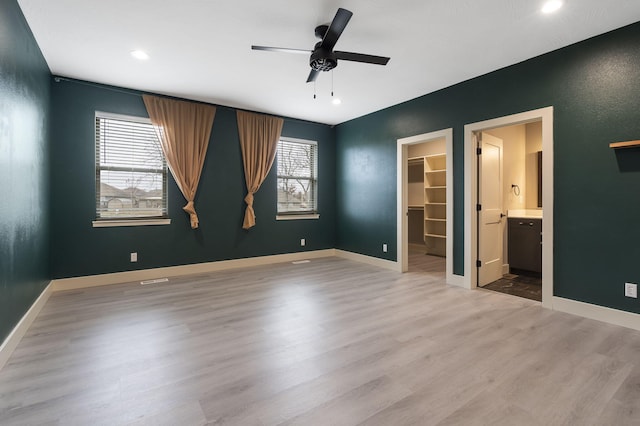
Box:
left=244, top=192, right=254, bottom=206
left=183, top=200, right=199, bottom=229
left=242, top=192, right=256, bottom=230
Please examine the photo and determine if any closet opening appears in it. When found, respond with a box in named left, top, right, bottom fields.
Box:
left=397, top=129, right=454, bottom=283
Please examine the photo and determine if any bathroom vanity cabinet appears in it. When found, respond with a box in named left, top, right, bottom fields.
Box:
left=508, top=218, right=542, bottom=273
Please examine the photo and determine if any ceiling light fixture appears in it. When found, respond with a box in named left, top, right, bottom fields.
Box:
left=332, top=98, right=342, bottom=105
left=130, top=50, right=149, bottom=60
left=542, top=0, right=563, bottom=14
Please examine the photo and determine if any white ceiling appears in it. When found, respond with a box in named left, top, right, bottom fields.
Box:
left=17, top=0, right=640, bottom=125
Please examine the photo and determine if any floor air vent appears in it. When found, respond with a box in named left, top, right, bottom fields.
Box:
left=140, top=278, right=169, bottom=285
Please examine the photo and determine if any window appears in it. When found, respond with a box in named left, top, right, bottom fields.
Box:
left=276, top=137, right=318, bottom=216
left=95, top=112, right=167, bottom=221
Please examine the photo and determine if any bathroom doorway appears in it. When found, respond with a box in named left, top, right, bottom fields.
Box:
left=463, top=107, right=554, bottom=307
left=476, top=122, right=543, bottom=301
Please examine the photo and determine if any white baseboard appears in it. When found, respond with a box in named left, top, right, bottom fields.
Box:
left=52, top=249, right=337, bottom=291
left=447, top=274, right=465, bottom=288
left=334, top=249, right=401, bottom=272
left=0, top=282, right=53, bottom=371
left=502, top=263, right=510, bottom=275
left=552, top=296, right=640, bottom=331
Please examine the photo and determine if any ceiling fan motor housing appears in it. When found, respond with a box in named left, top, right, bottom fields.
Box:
left=310, top=45, right=337, bottom=72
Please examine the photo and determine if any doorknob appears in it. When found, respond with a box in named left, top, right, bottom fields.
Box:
left=500, top=213, right=506, bottom=218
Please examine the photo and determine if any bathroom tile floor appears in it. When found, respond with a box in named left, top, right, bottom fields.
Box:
left=483, top=272, right=542, bottom=302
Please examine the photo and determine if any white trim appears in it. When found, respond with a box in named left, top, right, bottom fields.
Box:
left=51, top=249, right=403, bottom=292
left=552, top=297, right=640, bottom=331
left=0, top=282, right=53, bottom=371
left=334, top=249, right=401, bottom=272
left=92, top=218, right=171, bottom=227
left=396, top=128, right=454, bottom=284
left=464, top=107, right=554, bottom=309
left=447, top=274, right=465, bottom=288
left=52, top=250, right=336, bottom=291
left=276, top=214, right=320, bottom=221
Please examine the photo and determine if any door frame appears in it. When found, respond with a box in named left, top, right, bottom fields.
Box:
left=464, top=107, right=554, bottom=308
left=397, top=128, right=455, bottom=284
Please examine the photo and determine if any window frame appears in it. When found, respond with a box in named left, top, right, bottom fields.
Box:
left=92, top=111, right=170, bottom=228
left=275, top=137, right=319, bottom=220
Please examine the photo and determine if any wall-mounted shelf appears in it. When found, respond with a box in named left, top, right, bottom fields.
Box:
left=609, top=140, right=640, bottom=149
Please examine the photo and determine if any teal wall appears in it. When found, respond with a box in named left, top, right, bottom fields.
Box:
left=50, top=79, right=336, bottom=279
left=335, top=22, right=640, bottom=314
left=0, top=0, right=51, bottom=341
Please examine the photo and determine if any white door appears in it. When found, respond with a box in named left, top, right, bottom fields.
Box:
left=478, top=132, right=504, bottom=286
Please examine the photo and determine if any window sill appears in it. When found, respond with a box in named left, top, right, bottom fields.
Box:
left=92, top=218, right=171, bottom=228
left=276, top=214, right=320, bottom=221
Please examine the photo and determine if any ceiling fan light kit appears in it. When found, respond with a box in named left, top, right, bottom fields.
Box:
left=252, top=7, right=390, bottom=84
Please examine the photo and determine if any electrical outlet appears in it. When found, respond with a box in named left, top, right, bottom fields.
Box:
left=300, top=238, right=305, bottom=247
left=130, top=252, right=138, bottom=263
left=625, top=282, right=637, bottom=298
left=383, top=243, right=388, bottom=253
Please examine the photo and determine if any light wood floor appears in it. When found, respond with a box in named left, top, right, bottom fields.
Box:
left=1, top=256, right=639, bottom=425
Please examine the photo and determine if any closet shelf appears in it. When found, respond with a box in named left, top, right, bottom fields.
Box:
left=425, top=233, right=446, bottom=239
left=425, top=186, right=446, bottom=190
left=425, top=218, right=446, bottom=222
left=425, top=169, right=446, bottom=174
left=609, top=140, right=640, bottom=149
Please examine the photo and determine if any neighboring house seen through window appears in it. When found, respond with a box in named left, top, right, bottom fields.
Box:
left=95, top=112, right=167, bottom=220
left=276, top=137, right=318, bottom=216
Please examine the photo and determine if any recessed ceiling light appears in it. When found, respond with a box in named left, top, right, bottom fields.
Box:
left=332, top=98, right=342, bottom=105
left=130, top=50, right=149, bottom=60
left=542, top=0, right=563, bottom=14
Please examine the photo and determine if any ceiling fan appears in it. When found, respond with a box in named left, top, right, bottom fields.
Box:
left=252, top=8, right=390, bottom=83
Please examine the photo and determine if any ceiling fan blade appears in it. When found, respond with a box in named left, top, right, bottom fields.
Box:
left=320, top=8, right=353, bottom=51
left=334, top=51, right=390, bottom=65
left=306, top=69, right=320, bottom=83
left=251, top=46, right=311, bottom=55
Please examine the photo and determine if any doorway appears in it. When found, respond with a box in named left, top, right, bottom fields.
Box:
left=464, top=107, right=553, bottom=308
left=476, top=123, right=544, bottom=302
left=397, top=129, right=455, bottom=284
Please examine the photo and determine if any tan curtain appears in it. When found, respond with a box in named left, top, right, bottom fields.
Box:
left=143, top=95, right=216, bottom=229
left=237, top=110, right=284, bottom=229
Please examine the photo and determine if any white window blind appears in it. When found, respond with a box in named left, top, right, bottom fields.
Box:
left=95, top=112, right=167, bottom=219
left=277, top=138, right=318, bottom=214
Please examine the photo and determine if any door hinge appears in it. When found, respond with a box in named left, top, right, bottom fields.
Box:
left=476, top=260, right=482, bottom=268
left=476, top=204, right=482, bottom=211
left=476, top=147, right=482, bottom=155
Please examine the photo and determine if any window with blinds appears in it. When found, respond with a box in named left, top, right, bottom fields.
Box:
left=276, top=137, right=318, bottom=214
left=95, top=112, right=167, bottom=219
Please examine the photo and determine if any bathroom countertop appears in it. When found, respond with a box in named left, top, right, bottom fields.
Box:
left=507, top=209, right=543, bottom=219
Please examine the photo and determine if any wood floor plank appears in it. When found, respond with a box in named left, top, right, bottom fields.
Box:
left=1, top=254, right=639, bottom=425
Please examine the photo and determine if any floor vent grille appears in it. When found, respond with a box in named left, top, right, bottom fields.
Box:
left=140, top=278, right=169, bottom=285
